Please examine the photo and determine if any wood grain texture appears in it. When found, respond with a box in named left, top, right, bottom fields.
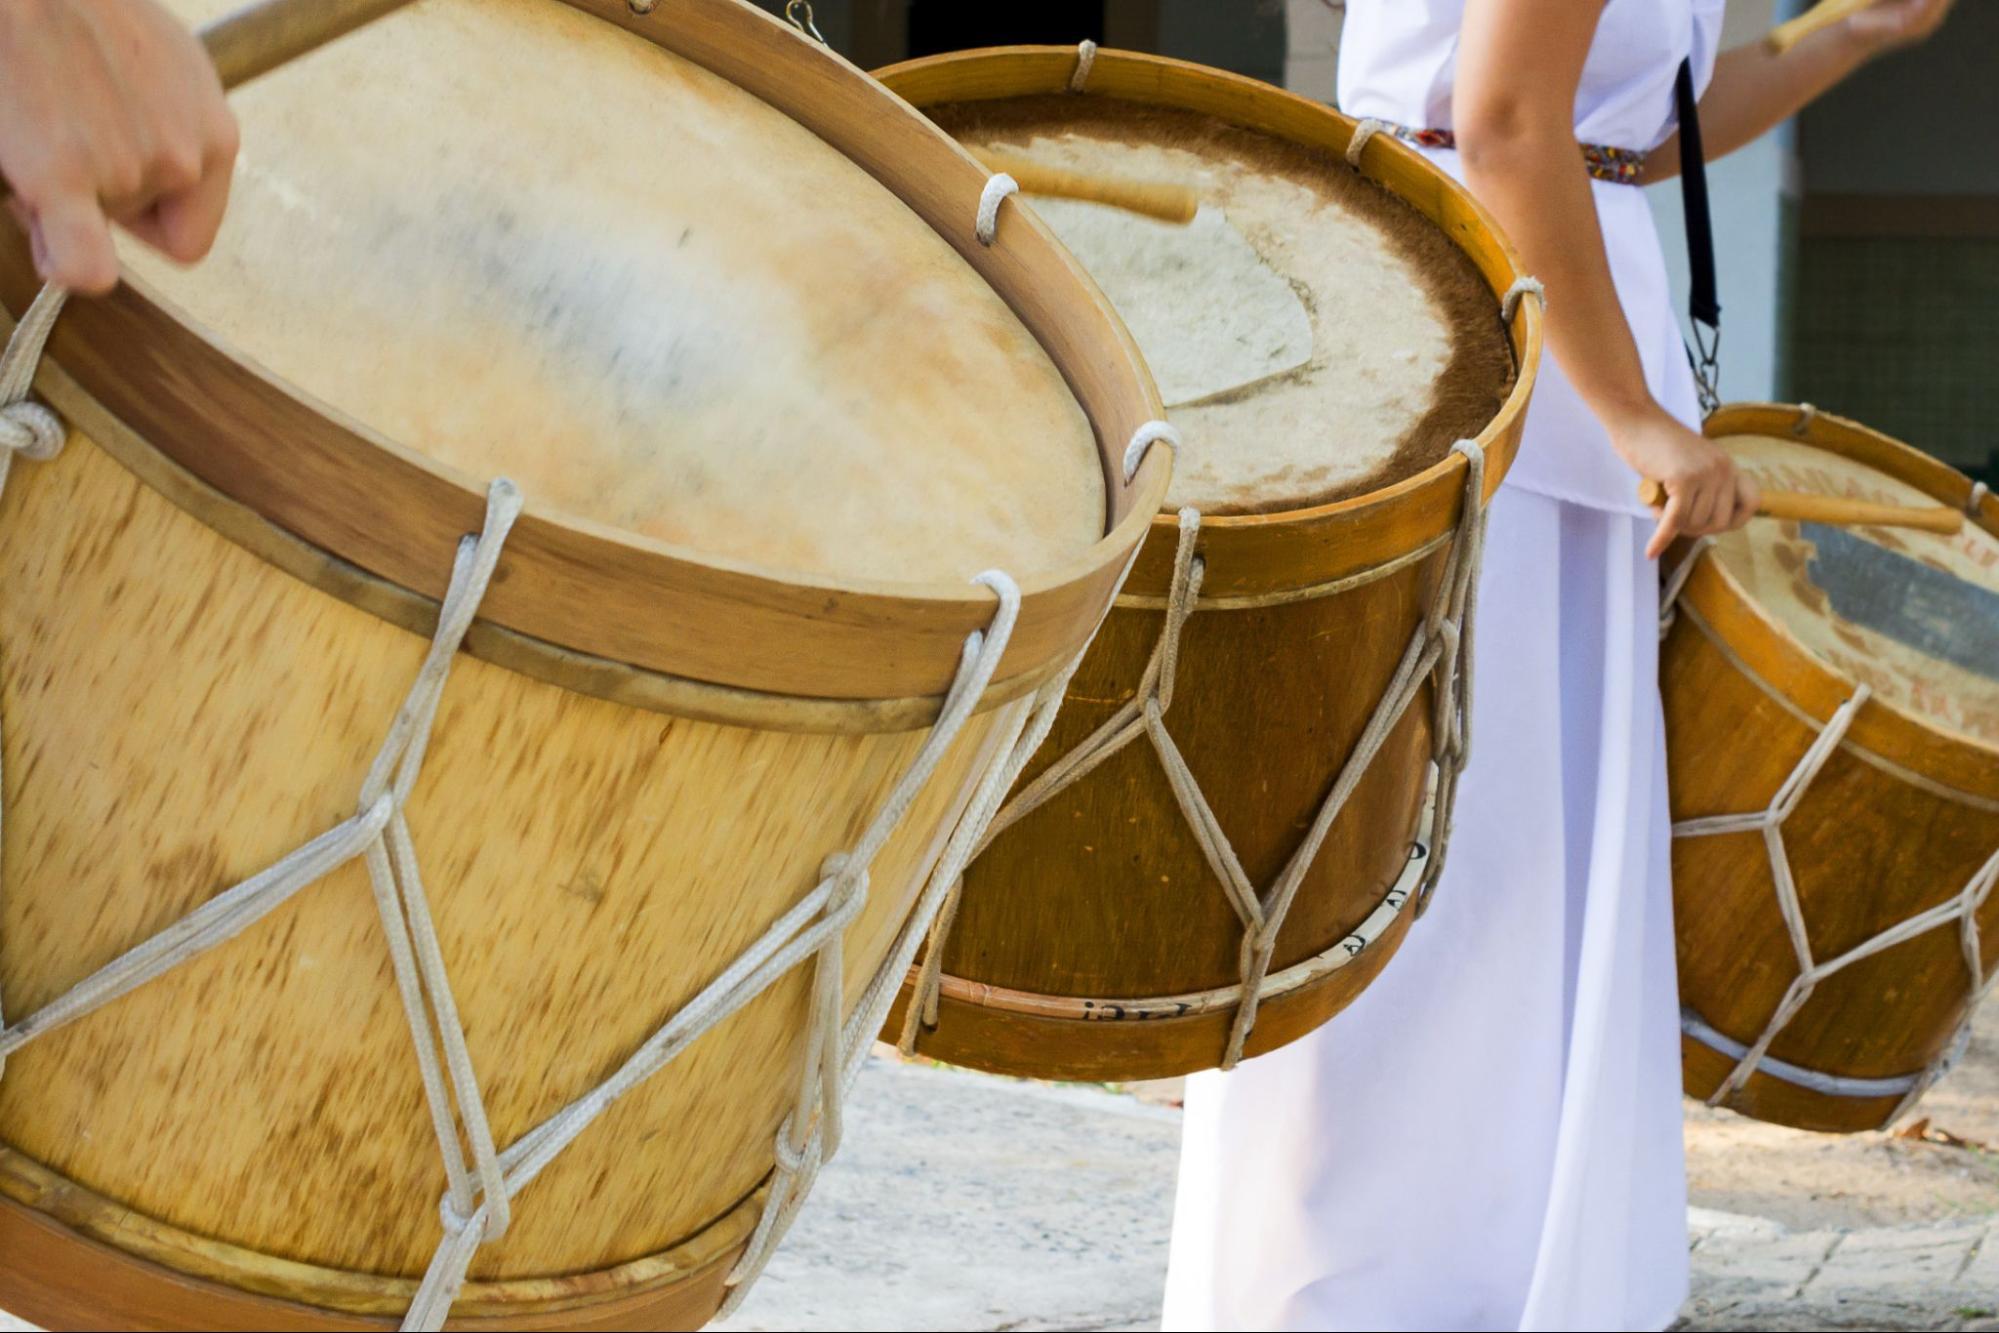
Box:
left=1767, top=0, right=1876, bottom=55
left=1670, top=405, right=1999, bottom=1133
left=877, top=48, right=1539, bottom=1080
left=202, top=0, right=419, bottom=89
left=1638, top=476, right=1965, bottom=535
left=0, top=1172, right=749, bottom=1330
left=975, top=150, right=1200, bottom=224
left=0, top=0, right=1171, bottom=706
left=0, top=428, right=1023, bottom=1320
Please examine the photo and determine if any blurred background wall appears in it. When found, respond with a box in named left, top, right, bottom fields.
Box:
left=753, top=0, right=1995, bottom=483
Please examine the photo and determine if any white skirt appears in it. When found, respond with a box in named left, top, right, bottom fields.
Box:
left=1162, top=484, right=1689, bottom=1332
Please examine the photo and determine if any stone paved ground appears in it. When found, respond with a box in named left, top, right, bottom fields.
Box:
left=719, top=1055, right=1999, bottom=1327
left=715, top=1056, right=1999, bottom=1333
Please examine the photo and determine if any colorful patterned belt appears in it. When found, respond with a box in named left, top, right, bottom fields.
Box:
left=1387, top=125, right=1647, bottom=186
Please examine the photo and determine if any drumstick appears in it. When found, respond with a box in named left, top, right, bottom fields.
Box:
left=1766, top=0, right=1878, bottom=55
left=1639, top=479, right=1965, bottom=535
left=977, top=151, right=1201, bottom=226
left=202, top=0, right=422, bottom=89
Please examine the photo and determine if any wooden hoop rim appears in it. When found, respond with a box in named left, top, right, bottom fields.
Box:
left=0, top=1144, right=757, bottom=1328
left=874, top=45, right=1542, bottom=606
left=0, top=0, right=1170, bottom=711
left=902, top=825, right=1430, bottom=1021
left=1683, top=402, right=1999, bottom=802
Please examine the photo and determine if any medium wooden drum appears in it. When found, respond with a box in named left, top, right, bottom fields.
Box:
left=1666, top=403, right=1999, bottom=1134
left=0, top=4, right=1169, bottom=1329
left=878, top=47, right=1542, bottom=1080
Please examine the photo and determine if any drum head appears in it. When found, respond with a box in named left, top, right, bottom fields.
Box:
left=1712, top=432, right=1999, bottom=745
left=931, top=96, right=1514, bottom=515
left=128, top=0, right=1106, bottom=587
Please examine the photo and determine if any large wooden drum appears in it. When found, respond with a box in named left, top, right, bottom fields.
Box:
left=1667, top=404, right=1999, bottom=1134
left=878, top=47, right=1541, bottom=1080
left=0, top=4, right=1169, bottom=1329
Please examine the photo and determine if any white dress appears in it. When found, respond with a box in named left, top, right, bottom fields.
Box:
left=1163, top=4, right=1724, bottom=1329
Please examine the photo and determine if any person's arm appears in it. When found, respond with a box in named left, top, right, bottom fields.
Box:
left=1456, top=0, right=1757, bottom=559
left=1645, top=0, right=1955, bottom=182
left=0, top=0, right=239, bottom=295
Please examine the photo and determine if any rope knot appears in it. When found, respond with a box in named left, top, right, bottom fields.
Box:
left=0, top=399, right=65, bottom=461
left=772, top=1121, right=808, bottom=1175
left=437, top=1193, right=475, bottom=1238
left=819, top=851, right=870, bottom=920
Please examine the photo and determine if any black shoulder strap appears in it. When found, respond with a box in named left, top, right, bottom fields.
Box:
left=1675, top=56, right=1722, bottom=416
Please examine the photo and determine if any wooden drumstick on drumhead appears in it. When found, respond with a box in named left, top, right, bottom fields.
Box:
left=977, top=150, right=1201, bottom=225
left=201, top=0, right=423, bottom=90
left=1766, top=0, right=1879, bottom=54
left=1639, top=478, right=1966, bottom=534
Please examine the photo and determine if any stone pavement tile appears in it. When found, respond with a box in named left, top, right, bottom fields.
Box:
left=1691, top=1206, right=1787, bottom=1250
left=1809, top=1222, right=1985, bottom=1298
left=716, top=1058, right=1179, bottom=1333
left=1679, top=1292, right=1980, bottom=1331
left=1693, top=1227, right=1845, bottom=1303
left=1956, top=1221, right=1999, bottom=1295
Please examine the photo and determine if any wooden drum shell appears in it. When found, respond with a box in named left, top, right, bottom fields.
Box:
left=879, top=49, right=1541, bottom=1080
left=0, top=7, right=1173, bottom=1329
left=1669, top=404, right=1999, bottom=1134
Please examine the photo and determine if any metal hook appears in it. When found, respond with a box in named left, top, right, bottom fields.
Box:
left=785, top=0, right=826, bottom=44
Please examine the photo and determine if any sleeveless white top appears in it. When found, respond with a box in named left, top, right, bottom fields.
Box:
left=1338, top=0, right=1727, bottom=513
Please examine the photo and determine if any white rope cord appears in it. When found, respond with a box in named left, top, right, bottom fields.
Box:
left=1792, top=402, right=1818, bottom=437
left=404, top=569, right=1030, bottom=1330
left=0, top=286, right=70, bottom=476
left=976, top=174, right=1019, bottom=246
left=1124, top=419, right=1180, bottom=482
left=1675, top=684, right=1999, bottom=1121
left=1501, top=275, right=1546, bottom=326
left=1070, top=38, right=1098, bottom=93
left=1970, top=480, right=1990, bottom=519
left=900, top=441, right=1490, bottom=1069
left=1657, top=534, right=1715, bottom=639
left=0, top=281, right=1051, bottom=1327
left=1346, top=118, right=1384, bottom=169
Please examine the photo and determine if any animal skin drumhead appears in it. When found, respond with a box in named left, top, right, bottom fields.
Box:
left=1030, top=199, right=1315, bottom=407
left=935, top=97, right=1514, bottom=516
left=122, top=0, right=1106, bottom=587
left=1711, top=433, right=1999, bottom=746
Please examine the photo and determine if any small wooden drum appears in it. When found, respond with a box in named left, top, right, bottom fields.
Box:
left=1667, top=404, right=1999, bottom=1134
left=879, top=47, right=1541, bottom=1080
left=0, top=3, right=1167, bottom=1329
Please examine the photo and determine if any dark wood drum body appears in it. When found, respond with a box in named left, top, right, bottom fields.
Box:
left=1668, top=404, right=1999, bottom=1133
left=880, top=47, right=1542, bottom=1080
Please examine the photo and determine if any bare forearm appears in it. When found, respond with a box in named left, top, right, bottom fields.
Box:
left=1456, top=0, right=1761, bottom=554
left=1645, top=31, right=1869, bottom=181
left=1463, top=130, right=1656, bottom=434
left=1645, top=0, right=1956, bottom=181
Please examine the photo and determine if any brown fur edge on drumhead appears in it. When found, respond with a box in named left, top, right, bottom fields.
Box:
left=927, top=95, right=1517, bottom=517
